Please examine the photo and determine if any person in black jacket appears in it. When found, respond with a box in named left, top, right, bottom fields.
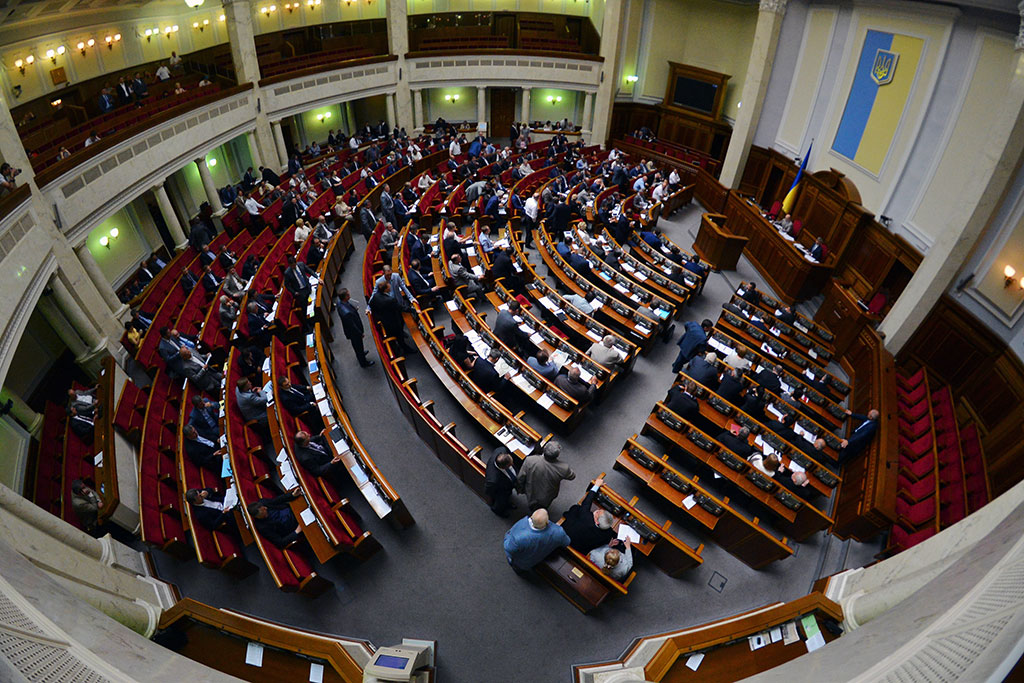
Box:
left=183, top=423, right=222, bottom=472
left=484, top=446, right=519, bottom=517
left=336, top=288, right=374, bottom=367
left=283, top=254, right=315, bottom=305
left=765, top=411, right=800, bottom=447
left=740, top=385, right=767, bottom=421
left=368, top=281, right=413, bottom=354
left=279, top=377, right=318, bottom=430
left=550, top=197, right=571, bottom=233
left=188, top=395, right=220, bottom=441
left=490, top=247, right=523, bottom=294
left=407, top=260, right=442, bottom=303
left=755, top=365, right=783, bottom=395
left=665, top=380, right=700, bottom=423
left=717, top=426, right=754, bottom=458
left=248, top=491, right=303, bottom=549
left=294, top=430, right=342, bottom=483
left=685, top=352, right=720, bottom=391
left=718, top=366, right=746, bottom=406
left=185, top=488, right=237, bottom=533
left=559, top=478, right=616, bottom=552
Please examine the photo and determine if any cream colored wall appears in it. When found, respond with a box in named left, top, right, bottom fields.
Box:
left=640, top=0, right=757, bottom=114
left=813, top=7, right=953, bottom=213
left=775, top=6, right=836, bottom=155
left=86, top=211, right=150, bottom=287
left=407, top=0, right=589, bottom=16
left=616, top=0, right=645, bottom=99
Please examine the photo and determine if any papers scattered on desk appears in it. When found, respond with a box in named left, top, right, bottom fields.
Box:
left=262, top=358, right=271, bottom=374
left=511, top=374, right=533, bottom=392
left=445, top=299, right=458, bottom=311
left=223, top=485, right=239, bottom=510
left=769, top=626, right=783, bottom=643
left=613, top=282, right=629, bottom=294
left=466, top=246, right=477, bottom=257
left=299, top=507, right=316, bottom=526
left=635, top=324, right=651, bottom=336
left=767, top=403, right=784, bottom=419
left=529, top=333, right=544, bottom=345
left=277, top=449, right=289, bottom=463
left=589, top=299, right=604, bottom=311
left=472, top=266, right=485, bottom=277
left=760, top=342, right=780, bottom=357
left=312, top=383, right=326, bottom=401
left=684, top=653, right=704, bottom=671
left=494, top=358, right=516, bottom=378
left=93, top=451, right=103, bottom=467
left=709, top=338, right=733, bottom=355
left=317, top=399, right=332, bottom=418
left=748, top=632, right=768, bottom=650
left=617, top=524, right=641, bottom=544
left=245, top=642, right=264, bottom=667
left=586, top=329, right=603, bottom=342
left=577, top=366, right=593, bottom=383
left=309, top=662, right=325, bottom=683
left=280, top=472, right=298, bottom=491
left=538, top=296, right=556, bottom=311
left=682, top=494, right=697, bottom=509
left=537, top=394, right=554, bottom=410
left=782, top=620, right=801, bottom=645
left=801, top=614, right=826, bottom=652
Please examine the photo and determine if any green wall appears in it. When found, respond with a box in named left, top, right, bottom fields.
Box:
left=527, top=88, right=580, bottom=125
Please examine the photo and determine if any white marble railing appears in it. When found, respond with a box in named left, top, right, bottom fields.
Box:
left=260, top=57, right=399, bottom=120
left=407, top=52, right=602, bottom=91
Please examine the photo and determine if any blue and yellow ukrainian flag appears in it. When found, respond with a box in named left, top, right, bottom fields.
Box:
left=832, top=29, right=923, bottom=175
left=782, top=141, right=812, bottom=214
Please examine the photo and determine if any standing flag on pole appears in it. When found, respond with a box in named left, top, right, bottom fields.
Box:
left=782, top=141, right=812, bottom=214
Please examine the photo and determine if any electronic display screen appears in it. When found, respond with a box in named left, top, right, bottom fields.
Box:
left=673, top=76, right=718, bottom=114
left=375, top=655, right=410, bottom=669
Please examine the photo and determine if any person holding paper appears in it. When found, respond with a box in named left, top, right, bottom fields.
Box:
left=484, top=447, right=520, bottom=518
left=560, top=478, right=616, bottom=552
left=66, top=387, right=96, bottom=419
left=294, top=430, right=343, bottom=482
left=588, top=539, right=633, bottom=581
left=527, top=350, right=560, bottom=381
left=185, top=488, right=238, bottom=533
left=183, top=424, right=224, bottom=473
left=247, top=492, right=304, bottom=549
left=179, top=347, right=223, bottom=396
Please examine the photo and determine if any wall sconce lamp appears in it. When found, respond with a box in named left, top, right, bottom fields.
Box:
left=193, top=19, right=210, bottom=30
left=283, top=2, right=297, bottom=11
left=46, top=46, right=65, bottom=63
left=144, top=29, right=153, bottom=41
left=78, top=39, right=96, bottom=55
left=344, top=0, right=370, bottom=5
left=219, top=14, right=225, bottom=20
left=444, top=93, right=460, bottom=103
left=316, top=111, right=332, bottom=122
left=546, top=95, right=563, bottom=103
left=99, top=227, right=119, bottom=248
left=307, top=0, right=321, bottom=7
left=625, top=75, right=638, bottom=83
left=164, top=25, right=179, bottom=38
left=1003, top=265, right=1022, bottom=288
left=260, top=5, right=277, bottom=15
left=15, top=56, right=34, bottom=74
left=51, top=98, right=62, bottom=107
left=105, top=35, right=120, bottom=49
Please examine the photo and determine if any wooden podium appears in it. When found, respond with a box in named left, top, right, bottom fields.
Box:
left=693, top=213, right=748, bottom=271
left=814, top=280, right=881, bottom=358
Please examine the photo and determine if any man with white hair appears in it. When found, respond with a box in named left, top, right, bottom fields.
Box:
left=516, top=441, right=576, bottom=512
left=587, top=335, right=624, bottom=368
left=559, top=478, right=616, bottom=552
left=503, top=508, right=570, bottom=573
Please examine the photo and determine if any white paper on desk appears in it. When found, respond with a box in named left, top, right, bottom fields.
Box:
left=312, top=383, right=326, bottom=401
left=709, top=338, right=733, bottom=355
left=262, top=358, right=271, bottom=374
left=635, top=324, right=651, bottom=335
left=685, top=653, right=704, bottom=671
left=223, top=486, right=239, bottom=509
left=280, top=472, right=298, bottom=491
left=245, top=642, right=264, bottom=667
left=809, top=348, right=818, bottom=359
left=805, top=632, right=826, bottom=652
left=511, top=374, right=532, bottom=392
left=445, top=299, right=458, bottom=311
left=769, top=626, right=783, bottom=643
left=634, top=271, right=648, bottom=282
left=713, top=472, right=722, bottom=479
left=682, top=494, right=697, bottom=509
left=550, top=350, right=568, bottom=368
left=767, top=404, right=784, bottom=419
left=589, top=299, right=604, bottom=310
left=276, top=448, right=289, bottom=463
left=782, top=621, right=800, bottom=645
left=804, top=368, right=816, bottom=379
left=317, top=399, right=332, bottom=417
left=788, top=460, right=805, bottom=473
left=578, top=366, right=594, bottom=383
left=780, top=381, right=794, bottom=394
left=586, top=329, right=603, bottom=342
left=617, top=525, right=641, bottom=543
left=472, top=266, right=485, bottom=277
left=508, top=438, right=529, bottom=455
left=630, top=294, right=641, bottom=303
left=794, top=322, right=810, bottom=333
left=538, top=296, right=556, bottom=311
left=794, top=424, right=815, bottom=443
left=331, top=435, right=350, bottom=455
left=466, top=330, right=481, bottom=342
left=613, top=283, right=629, bottom=294
left=530, top=333, right=544, bottom=345
left=537, top=394, right=554, bottom=410
left=494, top=359, right=515, bottom=377
left=761, top=342, right=780, bottom=357
left=749, top=632, right=769, bottom=650
left=472, top=341, right=490, bottom=358
left=518, top=323, right=533, bottom=335
left=770, top=327, right=782, bottom=336
left=621, top=262, right=635, bottom=272
left=466, top=246, right=477, bottom=257
left=309, top=662, right=325, bottom=683
left=299, top=508, right=316, bottom=526
left=804, top=255, right=819, bottom=263
left=93, top=451, right=103, bottom=467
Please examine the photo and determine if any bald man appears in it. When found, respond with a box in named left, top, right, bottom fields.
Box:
left=503, top=508, right=570, bottom=573
left=838, top=409, right=881, bottom=464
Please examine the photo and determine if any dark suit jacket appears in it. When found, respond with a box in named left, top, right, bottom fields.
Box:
left=252, top=493, right=300, bottom=548
left=491, top=252, right=515, bottom=283
left=665, top=386, right=699, bottom=422
left=493, top=310, right=521, bottom=349
left=408, top=269, right=434, bottom=296
left=685, top=357, right=720, bottom=391
left=484, top=449, right=518, bottom=502
left=369, top=291, right=404, bottom=336
left=755, top=369, right=782, bottom=395
left=337, top=300, right=364, bottom=339
left=840, top=414, right=879, bottom=462
left=284, top=263, right=313, bottom=300
left=561, top=489, right=615, bottom=552
left=185, top=435, right=220, bottom=472
left=551, top=203, right=571, bottom=232
left=717, top=430, right=754, bottom=458
left=470, top=357, right=504, bottom=394
left=676, top=321, right=708, bottom=362
left=191, top=489, right=234, bottom=531
left=718, top=374, right=745, bottom=405
left=296, top=436, right=335, bottom=477
left=765, top=419, right=799, bottom=447
left=281, top=385, right=315, bottom=416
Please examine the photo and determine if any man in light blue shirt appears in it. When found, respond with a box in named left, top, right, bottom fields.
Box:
left=503, top=509, right=570, bottom=573
left=632, top=176, right=647, bottom=193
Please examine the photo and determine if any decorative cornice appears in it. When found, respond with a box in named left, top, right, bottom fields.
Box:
left=759, top=0, right=788, bottom=15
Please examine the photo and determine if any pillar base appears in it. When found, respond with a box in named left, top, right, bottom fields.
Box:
left=24, top=413, right=43, bottom=437
left=75, top=339, right=111, bottom=378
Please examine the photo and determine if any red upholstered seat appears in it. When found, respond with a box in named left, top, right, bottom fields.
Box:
left=900, top=452, right=935, bottom=480
left=890, top=524, right=936, bottom=551
left=766, top=201, right=782, bottom=220
left=896, top=495, right=936, bottom=527
left=897, top=472, right=935, bottom=501
left=899, top=433, right=934, bottom=459
left=897, top=382, right=928, bottom=406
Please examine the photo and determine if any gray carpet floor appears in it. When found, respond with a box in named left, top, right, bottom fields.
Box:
left=151, top=202, right=882, bottom=682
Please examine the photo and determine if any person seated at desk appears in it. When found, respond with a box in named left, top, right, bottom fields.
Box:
left=718, top=425, right=754, bottom=458
left=718, top=366, right=746, bottom=406
left=560, top=477, right=616, bottom=552
left=527, top=350, right=560, bottom=381
left=466, top=349, right=513, bottom=397
left=189, top=395, right=220, bottom=441
left=588, top=335, right=624, bottom=368
left=503, top=508, right=571, bottom=574
left=179, top=347, right=222, bottom=396
left=778, top=470, right=821, bottom=499
left=67, top=387, right=96, bottom=418
left=589, top=539, right=633, bottom=581
left=724, top=346, right=752, bottom=372
left=185, top=488, right=237, bottom=533
left=448, top=253, right=484, bottom=301
left=684, top=352, right=720, bottom=392
left=665, top=380, right=700, bottom=423
left=494, top=299, right=530, bottom=354
left=478, top=225, right=496, bottom=254
left=235, top=378, right=269, bottom=427
left=556, top=365, right=597, bottom=403
left=810, top=236, right=828, bottom=262
left=754, top=364, right=783, bottom=395
left=838, top=409, right=880, bottom=464
left=776, top=305, right=797, bottom=325
left=739, top=282, right=762, bottom=305
left=279, top=377, right=319, bottom=429
left=748, top=452, right=782, bottom=477
left=485, top=447, right=520, bottom=518
left=248, top=492, right=305, bottom=550
left=774, top=213, right=794, bottom=234
left=765, top=411, right=800, bottom=446
left=741, top=385, right=767, bottom=421
left=294, top=430, right=343, bottom=481
left=183, top=423, right=223, bottom=473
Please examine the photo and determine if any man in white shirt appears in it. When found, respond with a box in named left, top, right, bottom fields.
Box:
left=155, top=64, right=171, bottom=81
left=84, top=132, right=101, bottom=147
left=244, top=193, right=264, bottom=216
left=652, top=181, right=668, bottom=203
left=349, top=136, right=359, bottom=150
left=449, top=138, right=462, bottom=158
left=522, top=192, right=540, bottom=248
left=668, top=168, right=681, bottom=188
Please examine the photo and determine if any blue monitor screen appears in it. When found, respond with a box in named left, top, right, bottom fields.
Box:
left=376, top=655, right=410, bottom=669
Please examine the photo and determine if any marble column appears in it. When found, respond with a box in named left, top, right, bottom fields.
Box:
left=386, top=0, right=413, bottom=131
left=222, top=0, right=261, bottom=83
left=0, top=387, right=43, bottom=436
left=590, top=0, right=625, bottom=146
left=477, top=86, right=487, bottom=130
left=75, top=243, right=125, bottom=317
left=412, top=89, right=424, bottom=131
left=0, top=92, right=35, bottom=189
left=880, top=36, right=1024, bottom=352
left=718, top=0, right=788, bottom=188
left=386, top=93, right=397, bottom=131
left=581, top=92, right=594, bottom=134
left=246, top=130, right=263, bottom=167
left=152, top=183, right=187, bottom=249
left=195, top=157, right=222, bottom=213
left=521, top=88, right=531, bottom=124
left=50, top=274, right=105, bottom=351
left=37, top=295, right=89, bottom=360
left=271, top=120, right=289, bottom=166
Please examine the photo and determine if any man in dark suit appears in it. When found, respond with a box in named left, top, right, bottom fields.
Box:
left=336, top=289, right=374, bottom=367
left=741, top=385, right=767, bottom=421
left=765, top=411, right=800, bottom=446
left=718, top=366, right=746, bottom=406
left=294, top=430, right=343, bottom=485
left=188, top=395, right=220, bottom=441
left=740, top=282, right=762, bottom=305
left=559, top=478, right=616, bottom=552
left=717, top=426, right=754, bottom=458
left=665, top=381, right=700, bottom=423
left=408, top=260, right=442, bottom=302
left=179, top=347, right=222, bottom=395
left=672, top=319, right=713, bottom=374
left=279, top=377, right=318, bottom=429
left=755, top=365, right=783, bottom=395
left=158, top=326, right=188, bottom=376
left=490, top=247, right=522, bottom=294
left=465, top=350, right=509, bottom=398
left=369, top=281, right=413, bottom=354
left=493, top=300, right=528, bottom=354
left=67, top=406, right=95, bottom=441
left=685, top=353, right=720, bottom=392
left=485, top=446, right=519, bottom=517
left=283, top=254, right=316, bottom=305
left=838, top=409, right=880, bottom=464
left=358, top=204, right=377, bottom=241
left=260, top=165, right=281, bottom=186
left=776, top=305, right=797, bottom=325
left=183, top=423, right=222, bottom=472
left=200, top=265, right=221, bottom=294
left=247, top=492, right=303, bottom=549
left=185, top=488, right=237, bottom=533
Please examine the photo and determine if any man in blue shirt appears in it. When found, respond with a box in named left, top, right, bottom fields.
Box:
left=503, top=509, right=570, bottom=573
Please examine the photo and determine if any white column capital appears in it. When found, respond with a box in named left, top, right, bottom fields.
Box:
left=759, top=0, right=787, bottom=14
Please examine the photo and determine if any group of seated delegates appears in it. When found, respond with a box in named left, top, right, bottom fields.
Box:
left=118, top=252, right=170, bottom=304
left=65, top=384, right=104, bottom=531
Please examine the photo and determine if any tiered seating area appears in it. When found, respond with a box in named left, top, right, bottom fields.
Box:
left=884, top=368, right=991, bottom=553
left=259, top=46, right=378, bottom=78
left=618, top=135, right=720, bottom=175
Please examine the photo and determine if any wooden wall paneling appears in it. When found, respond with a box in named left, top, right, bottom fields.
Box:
left=738, top=146, right=770, bottom=197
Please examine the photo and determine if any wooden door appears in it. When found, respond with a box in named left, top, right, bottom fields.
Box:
left=490, top=88, right=516, bottom=142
